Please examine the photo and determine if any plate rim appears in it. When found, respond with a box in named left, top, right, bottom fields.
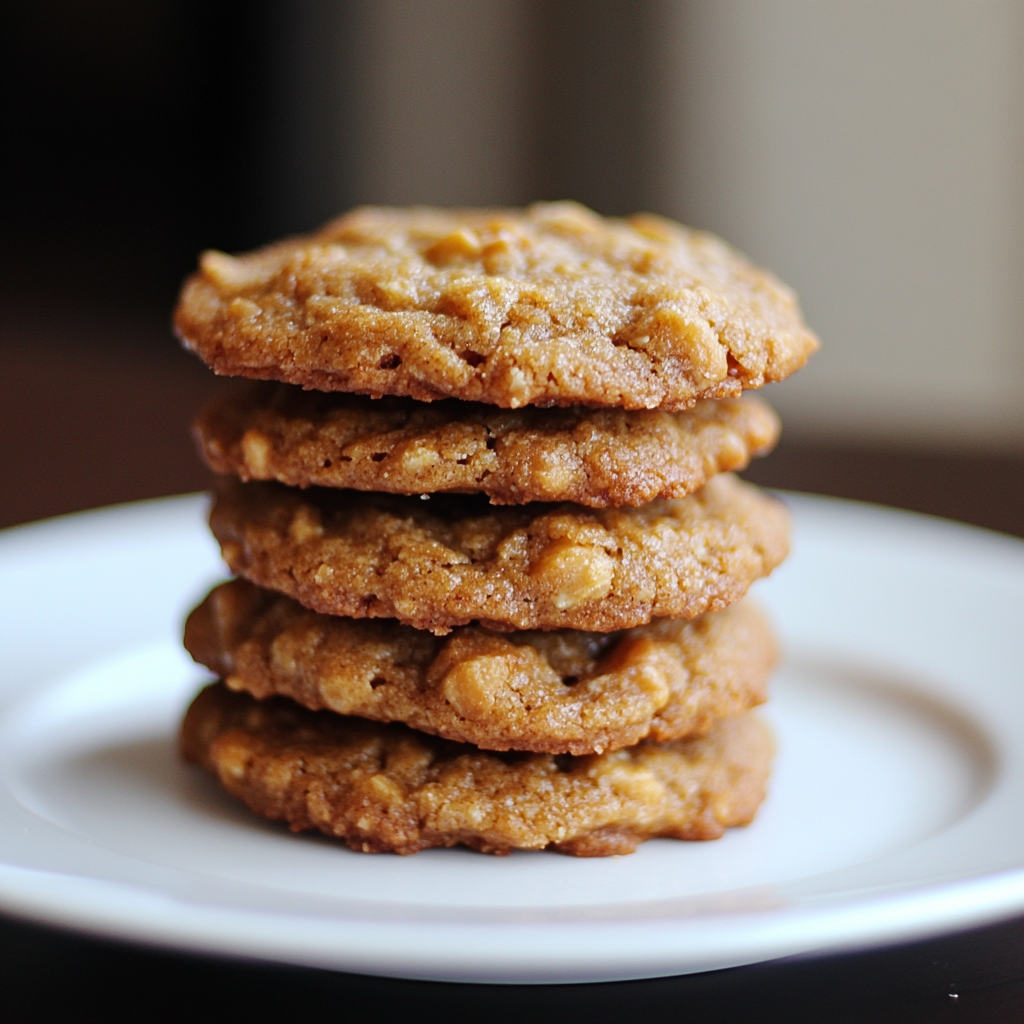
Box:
left=1, top=491, right=1023, bottom=983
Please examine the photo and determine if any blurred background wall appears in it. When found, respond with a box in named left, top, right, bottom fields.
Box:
left=656, top=0, right=1024, bottom=451
left=2, top=0, right=1023, bottom=530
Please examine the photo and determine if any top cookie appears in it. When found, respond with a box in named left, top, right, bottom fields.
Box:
left=175, top=202, right=818, bottom=410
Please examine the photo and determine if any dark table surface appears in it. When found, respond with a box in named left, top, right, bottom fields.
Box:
left=2, top=318, right=1024, bottom=1022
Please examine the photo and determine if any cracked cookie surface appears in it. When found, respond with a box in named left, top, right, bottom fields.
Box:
left=208, top=473, right=790, bottom=634
left=180, top=682, right=773, bottom=856
left=185, top=579, right=776, bottom=755
left=175, top=202, right=817, bottom=410
left=195, top=383, right=779, bottom=507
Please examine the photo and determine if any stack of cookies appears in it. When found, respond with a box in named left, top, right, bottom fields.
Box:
left=174, top=203, right=817, bottom=856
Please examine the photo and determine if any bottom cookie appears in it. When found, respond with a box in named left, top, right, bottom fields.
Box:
left=181, top=683, right=773, bottom=856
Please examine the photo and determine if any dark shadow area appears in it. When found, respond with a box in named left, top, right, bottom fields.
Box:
left=3, top=2, right=257, bottom=316
left=1, top=1, right=360, bottom=333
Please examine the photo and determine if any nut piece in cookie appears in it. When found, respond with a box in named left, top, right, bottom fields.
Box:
left=175, top=202, right=818, bottom=410
left=208, top=473, right=790, bottom=634
left=194, top=382, right=780, bottom=507
left=185, top=578, right=777, bottom=755
left=180, top=683, right=774, bottom=856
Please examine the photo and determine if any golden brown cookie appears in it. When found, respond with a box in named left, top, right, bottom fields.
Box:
left=180, top=682, right=773, bottom=856
left=175, top=203, right=818, bottom=410
left=185, top=579, right=776, bottom=755
left=209, top=473, right=790, bottom=634
left=195, top=383, right=780, bottom=507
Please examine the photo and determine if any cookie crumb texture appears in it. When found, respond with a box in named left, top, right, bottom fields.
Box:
left=196, top=383, right=780, bottom=507
left=181, top=683, right=773, bottom=856
left=175, top=203, right=818, bottom=410
left=185, top=579, right=776, bottom=754
left=209, top=473, right=790, bottom=633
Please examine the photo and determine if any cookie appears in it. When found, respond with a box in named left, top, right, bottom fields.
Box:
left=180, top=682, right=773, bottom=856
left=209, top=473, right=790, bottom=634
left=195, top=383, right=780, bottom=507
left=175, top=202, right=818, bottom=410
left=185, top=579, right=776, bottom=755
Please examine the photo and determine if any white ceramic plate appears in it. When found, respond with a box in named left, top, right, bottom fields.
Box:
left=1, top=493, right=1023, bottom=984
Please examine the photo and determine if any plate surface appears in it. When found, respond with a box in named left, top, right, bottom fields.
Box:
left=0, top=493, right=1023, bottom=983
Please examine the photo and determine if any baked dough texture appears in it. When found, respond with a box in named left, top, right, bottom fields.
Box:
left=185, top=579, right=776, bottom=755
left=209, top=473, right=790, bottom=634
left=175, top=203, right=818, bottom=410
left=195, top=383, right=780, bottom=507
left=180, top=682, right=773, bottom=856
